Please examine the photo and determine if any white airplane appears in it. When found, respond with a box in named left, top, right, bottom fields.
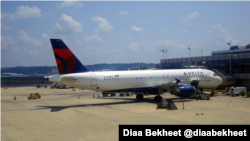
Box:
left=47, top=39, right=222, bottom=102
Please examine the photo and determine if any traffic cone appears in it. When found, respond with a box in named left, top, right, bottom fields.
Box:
left=14, top=96, right=17, bottom=100
left=4, top=87, right=5, bottom=89
left=98, top=93, right=99, bottom=98
left=183, top=100, right=185, bottom=109
left=93, top=93, right=95, bottom=97
left=167, top=104, right=169, bottom=110
left=196, top=96, right=198, bottom=101
left=78, top=95, right=80, bottom=99
left=15, top=86, right=16, bottom=89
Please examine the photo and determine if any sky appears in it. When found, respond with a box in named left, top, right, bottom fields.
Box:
left=1, top=0, right=250, bottom=68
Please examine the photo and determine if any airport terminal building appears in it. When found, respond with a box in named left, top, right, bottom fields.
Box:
left=160, top=44, right=250, bottom=89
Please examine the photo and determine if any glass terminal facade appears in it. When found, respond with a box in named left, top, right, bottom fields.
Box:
left=161, top=46, right=250, bottom=80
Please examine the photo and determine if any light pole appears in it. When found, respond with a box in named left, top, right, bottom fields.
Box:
left=227, top=40, right=231, bottom=50
left=227, top=40, right=231, bottom=75
left=201, top=49, right=203, bottom=56
left=165, top=49, right=168, bottom=59
left=187, top=45, right=191, bottom=58
left=187, top=45, right=191, bottom=67
left=161, top=49, right=165, bottom=69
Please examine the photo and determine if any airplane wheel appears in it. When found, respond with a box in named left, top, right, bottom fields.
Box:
left=154, top=96, right=162, bottom=102
left=136, top=94, right=143, bottom=100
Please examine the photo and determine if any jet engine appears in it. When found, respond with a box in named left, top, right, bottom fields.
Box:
left=170, top=86, right=195, bottom=97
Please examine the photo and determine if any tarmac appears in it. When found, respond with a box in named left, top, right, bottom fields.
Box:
left=1, top=86, right=250, bottom=141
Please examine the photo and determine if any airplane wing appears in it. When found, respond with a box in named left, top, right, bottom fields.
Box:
left=148, top=78, right=187, bottom=90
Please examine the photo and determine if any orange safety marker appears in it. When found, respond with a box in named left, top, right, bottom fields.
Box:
left=15, top=86, right=16, bottom=89
left=14, top=96, right=17, bottom=100
left=93, top=93, right=95, bottom=97
left=4, top=87, right=5, bottom=89
left=78, top=95, right=80, bottom=99
left=167, top=104, right=169, bottom=110
left=196, top=96, right=198, bottom=101
left=183, top=100, right=185, bottom=109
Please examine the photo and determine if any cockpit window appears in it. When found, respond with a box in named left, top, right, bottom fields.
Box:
left=213, top=73, right=217, bottom=76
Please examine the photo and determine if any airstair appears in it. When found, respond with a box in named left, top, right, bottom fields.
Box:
left=212, top=69, right=235, bottom=89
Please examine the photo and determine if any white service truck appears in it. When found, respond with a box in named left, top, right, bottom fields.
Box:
left=225, top=86, right=247, bottom=96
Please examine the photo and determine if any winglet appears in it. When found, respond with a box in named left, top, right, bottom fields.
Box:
left=175, top=78, right=181, bottom=84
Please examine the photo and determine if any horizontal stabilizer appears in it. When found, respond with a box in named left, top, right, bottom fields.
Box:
left=61, top=76, right=79, bottom=81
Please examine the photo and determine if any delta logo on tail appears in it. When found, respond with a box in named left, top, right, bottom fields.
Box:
left=50, top=39, right=89, bottom=74
left=184, top=72, right=187, bottom=75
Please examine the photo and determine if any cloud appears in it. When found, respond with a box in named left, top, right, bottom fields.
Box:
left=185, top=11, right=200, bottom=21
left=41, top=33, right=49, bottom=39
left=2, top=25, right=13, bottom=30
left=119, top=11, right=128, bottom=15
left=157, top=40, right=187, bottom=51
left=92, top=16, right=113, bottom=33
left=1, top=36, right=16, bottom=50
left=22, top=48, right=38, bottom=56
left=157, top=40, right=174, bottom=47
left=84, top=34, right=103, bottom=42
left=127, top=42, right=140, bottom=52
left=1, top=5, right=42, bottom=20
left=130, top=25, right=143, bottom=33
left=210, top=24, right=238, bottom=44
left=56, top=0, right=83, bottom=8
left=76, top=40, right=82, bottom=44
left=18, top=30, right=43, bottom=46
left=55, top=14, right=82, bottom=34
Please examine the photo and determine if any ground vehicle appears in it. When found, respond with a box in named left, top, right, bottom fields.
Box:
left=102, top=92, right=116, bottom=97
left=28, top=93, right=41, bottom=99
left=120, top=92, right=131, bottom=96
left=191, top=94, right=210, bottom=100
left=225, top=86, right=247, bottom=96
left=50, top=83, right=69, bottom=89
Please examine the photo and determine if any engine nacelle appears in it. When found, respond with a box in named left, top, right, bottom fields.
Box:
left=171, top=86, right=195, bottom=97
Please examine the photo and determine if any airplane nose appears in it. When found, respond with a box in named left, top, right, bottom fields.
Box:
left=218, top=77, right=222, bottom=85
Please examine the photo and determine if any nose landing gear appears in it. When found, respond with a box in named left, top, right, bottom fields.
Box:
left=154, top=95, right=163, bottom=102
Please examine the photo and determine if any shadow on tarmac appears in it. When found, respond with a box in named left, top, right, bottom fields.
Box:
left=36, top=97, right=193, bottom=112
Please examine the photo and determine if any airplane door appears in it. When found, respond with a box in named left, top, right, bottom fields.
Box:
left=90, top=73, right=97, bottom=86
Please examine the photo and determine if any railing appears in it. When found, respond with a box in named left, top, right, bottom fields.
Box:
left=212, top=69, right=235, bottom=82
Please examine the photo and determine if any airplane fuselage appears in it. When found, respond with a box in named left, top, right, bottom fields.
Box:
left=49, top=69, right=222, bottom=93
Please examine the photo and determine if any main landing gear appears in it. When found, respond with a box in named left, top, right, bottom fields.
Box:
left=136, top=94, right=144, bottom=100
left=154, top=95, right=163, bottom=102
